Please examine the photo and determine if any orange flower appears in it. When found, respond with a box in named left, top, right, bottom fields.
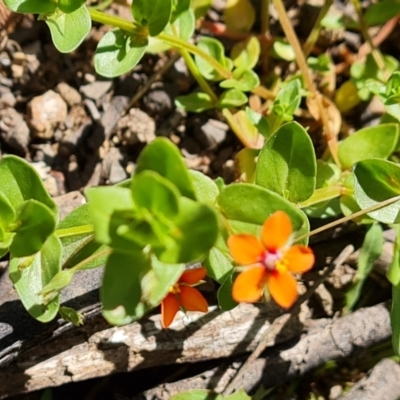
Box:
left=228, top=211, right=315, bottom=309
left=161, top=267, right=208, bottom=328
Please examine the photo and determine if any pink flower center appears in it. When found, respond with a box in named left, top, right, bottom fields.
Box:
left=259, top=250, right=282, bottom=272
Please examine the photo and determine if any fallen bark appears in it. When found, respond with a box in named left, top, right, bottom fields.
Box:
left=338, top=358, right=400, bottom=400
left=131, top=303, right=392, bottom=399
left=0, top=303, right=301, bottom=398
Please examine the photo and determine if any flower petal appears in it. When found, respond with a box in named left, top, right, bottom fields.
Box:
left=284, top=245, right=315, bottom=273
left=179, top=286, right=208, bottom=312
left=228, top=234, right=264, bottom=265
left=261, top=211, right=292, bottom=251
left=161, top=293, right=180, bottom=328
left=232, top=266, right=267, bottom=303
left=266, top=270, right=298, bottom=308
left=180, top=267, right=207, bottom=285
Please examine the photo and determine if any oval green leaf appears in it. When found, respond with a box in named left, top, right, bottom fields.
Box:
left=136, top=138, right=196, bottom=199
left=218, top=183, right=310, bottom=242
left=338, top=123, right=399, bottom=169
left=45, top=4, right=91, bottom=53
left=255, top=121, right=316, bottom=203
left=132, top=0, right=171, bottom=36
left=354, top=159, right=400, bottom=223
left=9, top=234, right=62, bottom=322
left=94, top=29, right=148, bottom=78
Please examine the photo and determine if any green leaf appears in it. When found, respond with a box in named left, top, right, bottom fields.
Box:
left=220, top=68, right=259, bottom=92
left=40, top=268, right=75, bottom=302
left=189, top=170, right=219, bottom=204
left=57, top=0, right=86, bottom=13
left=272, top=79, right=302, bottom=121
left=175, top=92, right=214, bottom=112
left=224, top=0, right=255, bottom=33
left=9, top=234, right=62, bottom=322
left=132, top=0, right=171, bottom=36
left=354, top=159, right=400, bottom=223
left=192, top=0, right=212, bottom=19
left=255, top=121, right=316, bottom=203
left=345, top=223, right=383, bottom=310
left=205, top=247, right=233, bottom=283
left=218, top=183, right=310, bottom=242
left=217, top=89, right=247, bottom=108
left=0, top=155, right=58, bottom=219
left=158, top=197, right=218, bottom=264
left=0, top=191, right=16, bottom=229
left=45, top=4, right=91, bottom=53
left=392, top=285, right=400, bottom=356
left=131, top=171, right=180, bottom=218
left=388, top=225, right=400, bottom=286
left=3, top=0, right=56, bottom=13
left=101, top=251, right=150, bottom=325
left=231, top=36, right=260, bottom=70
left=195, top=37, right=231, bottom=81
left=59, top=306, right=84, bottom=326
left=57, top=203, right=107, bottom=271
left=136, top=138, right=196, bottom=200
left=217, top=272, right=237, bottom=311
left=86, top=186, right=142, bottom=253
left=235, top=148, right=258, bottom=182
left=170, top=389, right=251, bottom=400
left=10, top=200, right=56, bottom=258
left=171, top=0, right=191, bottom=21
left=315, top=160, right=341, bottom=188
left=364, top=0, right=400, bottom=26
left=338, top=124, right=399, bottom=169
left=94, top=29, right=148, bottom=78
left=385, top=71, right=400, bottom=105
left=271, top=38, right=295, bottom=61
left=246, top=107, right=271, bottom=138
left=140, top=256, right=184, bottom=307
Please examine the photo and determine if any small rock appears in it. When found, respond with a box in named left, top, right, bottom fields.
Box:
left=0, top=108, right=30, bottom=153
left=28, top=90, right=68, bottom=139
left=102, top=147, right=127, bottom=184
left=0, top=91, right=16, bottom=107
left=84, top=98, right=101, bottom=122
left=56, top=82, right=82, bottom=107
left=194, top=118, right=229, bottom=148
left=117, top=108, right=156, bottom=145
left=329, top=385, right=343, bottom=399
left=142, top=82, right=179, bottom=119
left=80, top=80, right=113, bottom=101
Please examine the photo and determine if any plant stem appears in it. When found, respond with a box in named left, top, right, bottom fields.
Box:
left=351, top=0, right=388, bottom=77
left=272, top=0, right=339, bottom=164
left=89, top=7, right=142, bottom=32
left=171, top=25, right=218, bottom=102
left=295, top=195, right=400, bottom=242
left=55, top=224, right=94, bottom=238
left=303, top=0, right=333, bottom=57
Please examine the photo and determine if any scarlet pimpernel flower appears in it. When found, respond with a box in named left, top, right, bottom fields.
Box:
left=228, top=211, right=315, bottom=308
left=161, top=267, right=208, bottom=328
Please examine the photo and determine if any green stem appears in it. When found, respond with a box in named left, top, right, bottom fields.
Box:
left=89, top=7, right=142, bottom=32
left=351, top=0, right=388, bottom=76
left=298, top=185, right=346, bottom=208
left=55, top=224, right=94, bottom=238
left=171, top=25, right=218, bottom=102
left=71, top=248, right=112, bottom=273
left=303, top=0, right=334, bottom=57
left=296, top=195, right=400, bottom=242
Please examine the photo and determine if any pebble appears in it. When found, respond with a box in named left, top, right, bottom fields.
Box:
left=0, top=107, right=30, bottom=153
left=194, top=118, right=229, bottom=148
left=117, top=107, right=156, bottom=145
left=102, top=147, right=127, bottom=184
left=0, top=91, right=16, bottom=107
left=56, top=82, right=82, bottom=107
left=28, top=90, right=68, bottom=139
left=142, top=82, right=179, bottom=119
left=80, top=80, right=113, bottom=101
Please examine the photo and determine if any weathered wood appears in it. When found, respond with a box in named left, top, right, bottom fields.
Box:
left=130, top=303, right=393, bottom=399
left=0, top=303, right=302, bottom=398
left=338, top=358, right=400, bottom=400
left=0, top=192, right=395, bottom=398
